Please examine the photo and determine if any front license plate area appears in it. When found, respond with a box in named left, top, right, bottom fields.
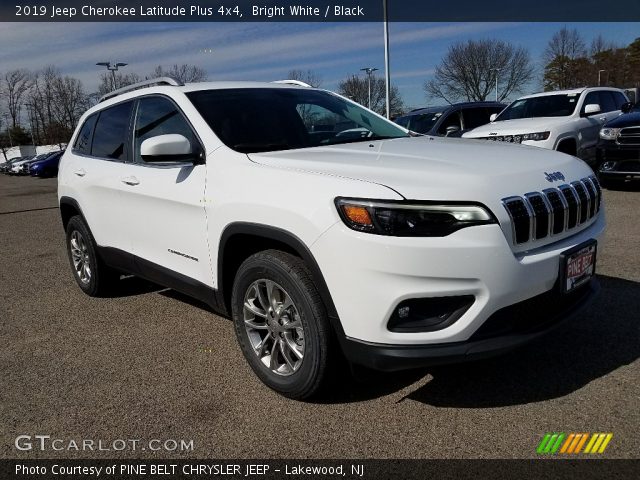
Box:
left=559, top=240, right=597, bottom=294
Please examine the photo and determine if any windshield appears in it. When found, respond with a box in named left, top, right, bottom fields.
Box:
left=497, top=94, right=580, bottom=120
left=186, top=88, right=409, bottom=153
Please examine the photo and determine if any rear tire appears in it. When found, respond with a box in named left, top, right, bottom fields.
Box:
left=231, top=250, right=332, bottom=400
left=65, top=215, right=119, bottom=296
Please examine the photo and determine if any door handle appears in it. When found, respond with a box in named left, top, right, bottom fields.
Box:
left=121, top=176, right=140, bottom=186
left=598, top=117, right=607, bottom=122
left=74, top=169, right=86, bottom=177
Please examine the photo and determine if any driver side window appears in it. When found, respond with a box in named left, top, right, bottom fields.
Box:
left=437, top=111, right=461, bottom=135
left=134, top=96, right=198, bottom=163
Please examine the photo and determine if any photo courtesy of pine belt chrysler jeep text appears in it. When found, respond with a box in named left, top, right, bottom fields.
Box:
left=58, top=77, right=605, bottom=399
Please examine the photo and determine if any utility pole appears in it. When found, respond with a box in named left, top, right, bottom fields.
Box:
left=360, top=67, right=378, bottom=109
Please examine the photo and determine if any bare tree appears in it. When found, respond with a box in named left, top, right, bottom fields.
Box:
left=96, top=72, right=142, bottom=98
left=3, top=69, right=33, bottom=128
left=286, top=69, right=323, bottom=87
left=338, top=74, right=404, bottom=117
left=542, top=28, right=588, bottom=90
left=425, top=39, right=534, bottom=103
left=151, top=64, right=208, bottom=83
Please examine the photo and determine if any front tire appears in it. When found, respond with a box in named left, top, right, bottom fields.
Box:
left=231, top=250, right=332, bottom=399
left=65, top=215, right=118, bottom=296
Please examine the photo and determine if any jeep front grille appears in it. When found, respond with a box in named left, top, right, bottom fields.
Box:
left=618, top=127, right=640, bottom=145
left=502, top=176, right=601, bottom=245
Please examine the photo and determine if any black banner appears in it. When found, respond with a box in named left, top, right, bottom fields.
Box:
left=2, top=0, right=640, bottom=22
left=1, top=459, right=639, bottom=480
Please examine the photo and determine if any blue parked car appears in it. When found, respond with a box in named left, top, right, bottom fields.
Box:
left=29, top=150, right=65, bottom=178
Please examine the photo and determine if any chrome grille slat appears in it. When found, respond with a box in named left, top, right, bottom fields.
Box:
left=502, top=175, right=600, bottom=245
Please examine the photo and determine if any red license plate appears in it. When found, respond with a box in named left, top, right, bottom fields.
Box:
left=561, top=242, right=597, bottom=293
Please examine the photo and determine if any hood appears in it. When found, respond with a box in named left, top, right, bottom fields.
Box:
left=604, top=111, right=640, bottom=128
left=463, top=117, right=569, bottom=138
left=248, top=136, right=594, bottom=203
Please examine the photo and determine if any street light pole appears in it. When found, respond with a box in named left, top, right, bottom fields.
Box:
left=96, top=61, right=128, bottom=91
left=360, top=67, right=378, bottom=109
left=24, top=103, right=36, bottom=148
left=3, top=113, right=12, bottom=147
left=491, top=68, right=502, bottom=102
left=598, top=69, right=607, bottom=86
left=383, top=0, right=391, bottom=118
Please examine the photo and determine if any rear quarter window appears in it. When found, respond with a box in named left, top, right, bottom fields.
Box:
left=90, top=101, right=134, bottom=161
left=72, top=114, right=97, bottom=155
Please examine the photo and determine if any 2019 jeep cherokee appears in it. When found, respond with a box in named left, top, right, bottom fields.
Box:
left=59, top=78, right=605, bottom=399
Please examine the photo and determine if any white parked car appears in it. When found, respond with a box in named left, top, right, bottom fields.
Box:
left=463, top=87, right=629, bottom=166
left=59, top=78, right=605, bottom=399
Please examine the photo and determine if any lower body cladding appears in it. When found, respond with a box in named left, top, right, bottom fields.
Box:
left=311, top=214, right=605, bottom=371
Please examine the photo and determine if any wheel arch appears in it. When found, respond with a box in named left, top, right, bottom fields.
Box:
left=217, top=223, right=342, bottom=332
left=59, top=196, right=87, bottom=232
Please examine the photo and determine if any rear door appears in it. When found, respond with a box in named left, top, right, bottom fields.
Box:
left=64, top=101, right=134, bottom=253
left=117, top=95, right=211, bottom=285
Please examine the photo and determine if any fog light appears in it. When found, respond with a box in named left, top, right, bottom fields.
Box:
left=388, top=295, right=475, bottom=332
left=600, top=161, right=616, bottom=171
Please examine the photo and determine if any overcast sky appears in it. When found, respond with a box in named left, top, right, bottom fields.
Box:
left=1, top=21, right=638, bottom=108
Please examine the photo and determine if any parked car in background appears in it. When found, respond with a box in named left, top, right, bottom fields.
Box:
left=394, top=102, right=505, bottom=137
left=1, top=156, right=28, bottom=173
left=463, top=87, right=629, bottom=166
left=12, top=153, right=50, bottom=175
left=29, top=150, right=65, bottom=177
left=8, top=155, right=38, bottom=174
left=597, top=101, right=640, bottom=187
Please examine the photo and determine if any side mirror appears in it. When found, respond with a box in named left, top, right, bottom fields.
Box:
left=583, top=104, right=601, bottom=116
left=489, top=113, right=498, bottom=122
left=445, top=125, right=461, bottom=137
left=140, top=134, right=203, bottom=164
left=621, top=102, right=634, bottom=114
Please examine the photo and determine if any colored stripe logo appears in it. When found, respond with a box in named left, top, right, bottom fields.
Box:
left=537, top=433, right=613, bottom=454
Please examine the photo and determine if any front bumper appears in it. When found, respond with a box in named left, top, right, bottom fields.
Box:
left=311, top=213, right=605, bottom=350
left=340, top=279, right=598, bottom=371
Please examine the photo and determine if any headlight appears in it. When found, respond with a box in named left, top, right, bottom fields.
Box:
left=521, top=131, right=550, bottom=142
left=335, top=198, right=496, bottom=237
left=599, top=128, right=621, bottom=140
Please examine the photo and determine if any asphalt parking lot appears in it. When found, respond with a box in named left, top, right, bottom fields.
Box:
left=0, top=174, right=638, bottom=459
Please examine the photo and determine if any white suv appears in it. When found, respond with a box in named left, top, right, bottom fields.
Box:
left=463, top=87, right=629, bottom=166
left=59, top=78, right=605, bottom=399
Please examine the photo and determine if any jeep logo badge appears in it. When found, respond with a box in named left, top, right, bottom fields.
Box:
left=544, top=171, right=565, bottom=182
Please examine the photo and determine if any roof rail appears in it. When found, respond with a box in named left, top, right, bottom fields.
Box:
left=271, top=80, right=312, bottom=87
left=99, top=77, right=184, bottom=103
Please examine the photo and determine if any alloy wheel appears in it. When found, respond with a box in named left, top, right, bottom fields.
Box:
left=243, top=279, right=305, bottom=376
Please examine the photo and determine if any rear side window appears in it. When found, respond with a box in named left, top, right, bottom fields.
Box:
left=133, top=96, right=199, bottom=163
left=462, top=107, right=501, bottom=130
left=598, top=92, right=617, bottom=113
left=73, top=114, right=97, bottom=155
left=91, top=101, right=133, bottom=161
left=612, top=91, right=628, bottom=109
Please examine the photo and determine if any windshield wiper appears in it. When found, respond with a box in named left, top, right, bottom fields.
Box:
left=323, top=135, right=407, bottom=146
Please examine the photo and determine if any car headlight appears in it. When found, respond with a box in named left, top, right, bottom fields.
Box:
left=521, top=131, right=550, bottom=142
left=335, top=198, right=496, bottom=237
left=599, top=128, right=621, bottom=140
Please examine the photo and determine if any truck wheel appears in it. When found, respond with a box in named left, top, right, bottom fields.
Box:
left=65, top=215, right=119, bottom=296
left=231, top=250, right=332, bottom=399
